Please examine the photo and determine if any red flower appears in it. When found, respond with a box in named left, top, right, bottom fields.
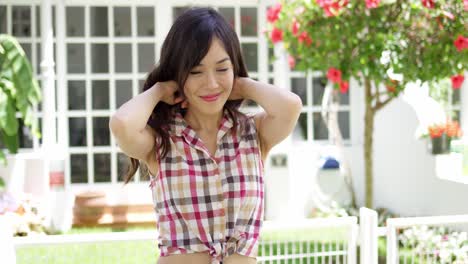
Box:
left=429, top=120, right=463, bottom=139
left=454, top=35, right=468, bottom=52
left=288, top=55, right=296, bottom=69
left=270, top=27, right=283, bottom=43
left=327, top=68, right=342, bottom=83
left=291, top=20, right=300, bottom=36
left=339, top=81, right=349, bottom=94
left=267, top=3, right=282, bottom=23
left=316, top=0, right=347, bottom=17
left=386, top=85, right=396, bottom=93
left=421, top=0, right=434, bottom=8
left=451, top=74, right=465, bottom=89
left=465, top=0, right=468, bottom=11
left=428, top=124, right=445, bottom=138
left=446, top=120, right=463, bottom=138
left=298, top=31, right=313, bottom=46
left=386, top=79, right=398, bottom=93
left=365, top=0, right=380, bottom=9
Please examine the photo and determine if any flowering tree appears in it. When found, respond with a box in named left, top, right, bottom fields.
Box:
left=267, top=0, right=467, bottom=208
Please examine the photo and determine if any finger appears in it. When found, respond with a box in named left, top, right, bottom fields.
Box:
left=181, top=100, right=188, bottom=109
left=174, top=96, right=184, bottom=104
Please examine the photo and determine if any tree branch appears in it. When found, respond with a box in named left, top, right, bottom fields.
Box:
left=374, top=96, right=393, bottom=111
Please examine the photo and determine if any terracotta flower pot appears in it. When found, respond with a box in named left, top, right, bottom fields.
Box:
left=73, top=191, right=107, bottom=224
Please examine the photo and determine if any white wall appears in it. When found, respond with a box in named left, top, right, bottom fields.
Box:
left=372, top=97, right=468, bottom=216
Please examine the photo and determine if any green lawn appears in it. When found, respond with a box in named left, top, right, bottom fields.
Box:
left=20, top=227, right=436, bottom=264
left=16, top=226, right=350, bottom=264
left=16, top=227, right=159, bottom=264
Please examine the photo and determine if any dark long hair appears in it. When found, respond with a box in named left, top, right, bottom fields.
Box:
left=124, top=7, right=249, bottom=183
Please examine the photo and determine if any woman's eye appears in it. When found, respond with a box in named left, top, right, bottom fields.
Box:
left=217, top=68, right=228, bottom=72
left=190, top=71, right=201, bottom=75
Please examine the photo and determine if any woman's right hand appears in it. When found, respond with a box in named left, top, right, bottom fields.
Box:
left=155, top=81, right=185, bottom=105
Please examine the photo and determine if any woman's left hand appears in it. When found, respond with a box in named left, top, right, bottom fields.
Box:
left=229, top=77, right=250, bottom=100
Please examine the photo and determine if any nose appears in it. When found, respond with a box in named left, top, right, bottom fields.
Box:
left=205, top=72, right=219, bottom=90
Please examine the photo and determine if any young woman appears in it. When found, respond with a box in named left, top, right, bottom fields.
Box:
left=109, top=7, right=302, bottom=264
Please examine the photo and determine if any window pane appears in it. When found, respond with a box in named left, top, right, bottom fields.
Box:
left=139, top=79, right=145, bottom=93
left=219, top=8, right=234, bottom=29
left=94, top=153, right=111, bottom=183
left=241, top=43, right=258, bottom=72
left=12, top=6, right=30, bottom=37
left=137, top=7, right=154, bottom=36
left=312, top=77, right=327, bottom=106
left=69, top=117, right=87, bottom=147
left=291, top=77, right=307, bottom=106
left=115, top=44, right=132, bottom=73
left=114, top=7, right=131, bottom=36
left=71, top=154, right=87, bottom=183
left=453, top=110, right=460, bottom=122
left=90, top=7, right=108, bottom=37
left=67, top=44, right=85, bottom=73
left=453, top=88, right=460, bottom=105
left=340, top=87, right=350, bottom=105
left=91, top=44, right=109, bottom=73
left=93, top=117, right=110, bottom=146
left=173, top=7, right=190, bottom=21
left=292, top=113, right=308, bottom=141
left=118, top=153, right=131, bottom=182
left=313, top=112, right=328, bottom=140
left=338, top=111, right=350, bottom=139
left=68, top=80, right=86, bottom=110
left=138, top=43, right=155, bottom=73
left=66, top=7, right=84, bottom=37
left=20, top=43, right=32, bottom=63
left=92, top=80, right=109, bottom=110
left=0, top=6, right=7, bottom=33
left=18, top=119, right=33, bottom=148
left=268, top=47, right=274, bottom=72
left=116, top=80, right=132, bottom=108
left=240, top=8, right=257, bottom=36
left=36, top=6, right=55, bottom=36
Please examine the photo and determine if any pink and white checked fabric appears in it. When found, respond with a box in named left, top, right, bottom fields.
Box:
left=149, top=110, right=264, bottom=264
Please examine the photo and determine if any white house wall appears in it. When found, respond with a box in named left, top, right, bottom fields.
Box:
left=373, top=97, right=468, bottom=216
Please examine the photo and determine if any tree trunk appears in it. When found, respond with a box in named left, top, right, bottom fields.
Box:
left=364, top=77, right=375, bottom=208
left=321, top=83, right=357, bottom=209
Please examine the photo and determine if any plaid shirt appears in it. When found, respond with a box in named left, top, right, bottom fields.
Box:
left=149, top=110, right=264, bottom=264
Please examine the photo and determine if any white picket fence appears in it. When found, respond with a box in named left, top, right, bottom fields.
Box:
left=2, top=208, right=468, bottom=264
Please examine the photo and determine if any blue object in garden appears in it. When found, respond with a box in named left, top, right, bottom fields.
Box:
left=319, top=156, right=340, bottom=170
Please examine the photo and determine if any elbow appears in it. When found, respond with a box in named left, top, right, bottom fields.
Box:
left=290, top=93, right=303, bottom=118
left=109, top=115, right=127, bottom=138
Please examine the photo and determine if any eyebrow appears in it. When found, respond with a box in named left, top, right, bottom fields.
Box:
left=197, top=57, right=231, bottom=66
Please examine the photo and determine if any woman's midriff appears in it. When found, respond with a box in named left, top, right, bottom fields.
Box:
left=157, top=253, right=257, bottom=264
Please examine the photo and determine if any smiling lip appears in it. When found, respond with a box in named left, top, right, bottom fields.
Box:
left=200, top=93, right=221, bottom=102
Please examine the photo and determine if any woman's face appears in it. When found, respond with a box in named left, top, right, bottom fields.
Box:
left=183, top=38, right=234, bottom=115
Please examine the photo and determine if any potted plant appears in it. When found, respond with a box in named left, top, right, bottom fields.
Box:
left=428, top=120, right=462, bottom=155
left=0, top=34, right=42, bottom=165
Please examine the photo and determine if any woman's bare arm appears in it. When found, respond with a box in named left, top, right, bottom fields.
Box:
left=109, top=81, right=181, bottom=163
left=233, top=78, right=302, bottom=156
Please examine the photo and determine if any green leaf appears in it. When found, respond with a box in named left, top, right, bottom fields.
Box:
left=1, top=129, right=18, bottom=154
left=0, top=34, right=42, bottom=154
